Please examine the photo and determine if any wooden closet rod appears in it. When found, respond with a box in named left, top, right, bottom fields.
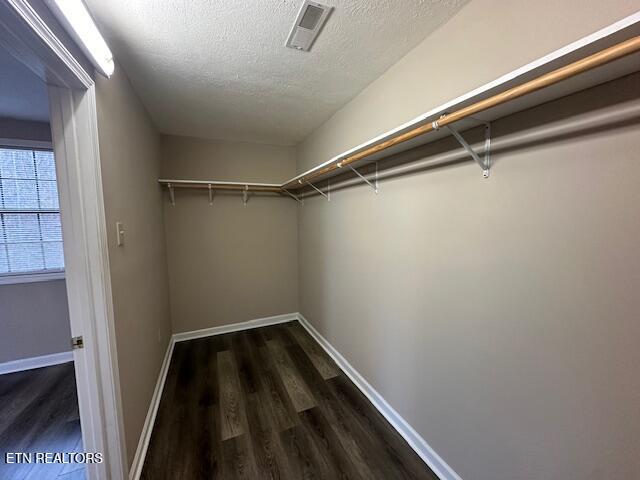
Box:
left=283, top=35, right=640, bottom=189
left=158, top=180, right=282, bottom=193
left=174, top=184, right=282, bottom=193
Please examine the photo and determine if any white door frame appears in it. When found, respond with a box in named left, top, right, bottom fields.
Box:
left=48, top=85, right=126, bottom=480
left=1, top=1, right=127, bottom=478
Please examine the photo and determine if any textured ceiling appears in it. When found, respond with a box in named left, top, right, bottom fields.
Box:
left=85, top=0, right=466, bottom=145
left=0, top=48, right=50, bottom=123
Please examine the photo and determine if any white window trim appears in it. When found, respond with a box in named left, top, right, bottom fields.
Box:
left=0, top=269, right=65, bottom=285
left=1, top=143, right=64, bottom=283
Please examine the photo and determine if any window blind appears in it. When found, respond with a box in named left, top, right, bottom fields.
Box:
left=0, top=147, right=64, bottom=275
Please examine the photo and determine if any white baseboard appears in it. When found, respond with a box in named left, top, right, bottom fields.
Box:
left=129, top=311, right=461, bottom=480
left=129, top=338, right=174, bottom=480
left=172, top=312, right=298, bottom=343
left=129, top=312, right=298, bottom=480
left=296, top=313, right=463, bottom=480
left=0, top=351, right=73, bottom=375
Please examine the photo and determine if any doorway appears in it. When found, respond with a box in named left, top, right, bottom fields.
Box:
left=0, top=44, right=84, bottom=480
left=0, top=1, right=127, bottom=478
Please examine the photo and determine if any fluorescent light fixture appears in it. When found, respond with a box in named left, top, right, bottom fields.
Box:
left=46, top=0, right=114, bottom=77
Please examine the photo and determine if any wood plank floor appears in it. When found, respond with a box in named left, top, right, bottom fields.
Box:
left=0, top=362, right=84, bottom=480
left=142, top=322, right=438, bottom=479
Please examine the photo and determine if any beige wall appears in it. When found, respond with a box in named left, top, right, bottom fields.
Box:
left=0, top=118, right=51, bottom=142
left=0, top=279, right=70, bottom=363
left=161, top=135, right=298, bottom=333
left=297, top=1, right=640, bottom=479
left=95, top=63, right=172, bottom=467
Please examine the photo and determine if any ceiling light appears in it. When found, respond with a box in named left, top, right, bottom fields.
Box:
left=46, top=0, right=114, bottom=77
left=286, top=1, right=333, bottom=52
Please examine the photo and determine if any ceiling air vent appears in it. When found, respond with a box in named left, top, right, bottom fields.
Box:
left=286, top=1, right=333, bottom=52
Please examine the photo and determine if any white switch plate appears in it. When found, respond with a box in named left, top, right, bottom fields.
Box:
left=116, top=222, right=125, bottom=247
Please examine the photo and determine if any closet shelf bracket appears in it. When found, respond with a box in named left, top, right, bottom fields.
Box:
left=242, top=185, right=249, bottom=206
left=444, top=122, right=491, bottom=178
left=348, top=163, right=378, bottom=193
left=283, top=188, right=303, bottom=204
left=168, top=183, right=175, bottom=206
left=302, top=179, right=330, bottom=201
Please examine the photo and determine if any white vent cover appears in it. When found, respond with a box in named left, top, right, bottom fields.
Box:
left=286, top=1, right=333, bottom=52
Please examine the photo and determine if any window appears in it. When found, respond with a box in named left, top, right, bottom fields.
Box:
left=0, top=146, right=64, bottom=280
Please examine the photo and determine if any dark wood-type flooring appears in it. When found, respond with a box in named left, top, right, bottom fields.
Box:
left=142, top=321, right=437, bottom=479
left=0, top=362, right=84, bottom=480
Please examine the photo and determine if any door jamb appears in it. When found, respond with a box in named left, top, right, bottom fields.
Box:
left=48, top=84, right=127, bottom=480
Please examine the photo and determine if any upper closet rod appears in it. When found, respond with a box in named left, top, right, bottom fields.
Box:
left=282, top=35, right=640, bottom=189
left=158, top=34, right=640, bottom=197
left=158, top=179, right=282, bottom=193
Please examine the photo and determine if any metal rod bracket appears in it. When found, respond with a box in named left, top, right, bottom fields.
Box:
left=305, top=180, right=329, bottom=200
left=446, top=123, right=491, bottom=178
left=208, top=184, right=214, bottom=205
left=282, top=188, right=303, bottom=204
left=168, top=183, right=175, bottom=206
left=242, top=185, right=249, bottom=206
left=348, top=163, right=378, bottom=193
